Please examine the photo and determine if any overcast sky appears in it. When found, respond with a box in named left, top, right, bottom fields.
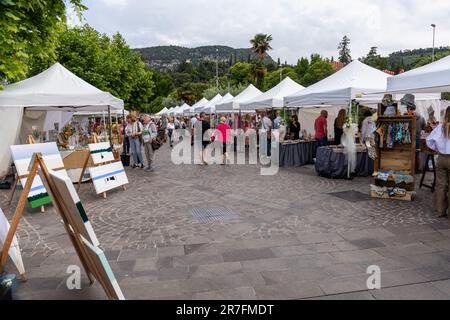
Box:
left=74, top=0, right=450, bottom=64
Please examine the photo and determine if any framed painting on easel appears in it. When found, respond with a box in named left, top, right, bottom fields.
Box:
left=10, top=142, right=69, bottom=209
left=0, top=207, right=25, bottom=278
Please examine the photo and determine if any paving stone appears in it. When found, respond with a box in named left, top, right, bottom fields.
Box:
left=331, top=249, right=385, bottom=264
left=260, top=268, right=330, bottom=284
left=172, top=254, right=224, bottom=267
left=372, top=283, right=450, bottom=300
left=430, top=279, right=450, bottom=296
left=338, top=228, right=396, bottom=241
left=254, top=281, right=324, bottom=300
left=192, top=287, right=257, bottom=300
left=118, top=248, right=157, bottom=261
left=191, top=262, right=243, bottom=278
left=374, top=243, right=437, bottom=258
left=306, top=291, right=375, bottom=300
left=318, top=275, right=369, bottom=295
left=222, top=248, right=275, bottom=262
left=379, top=270, right=429, bottom=288
left=349, top=239, right=386, bottom=250
left=157, top=246, right=186, bottom=257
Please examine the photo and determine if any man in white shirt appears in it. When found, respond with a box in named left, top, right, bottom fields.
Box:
left=261, top=111, right=273, bottom=157
left=427, top=106, right=450, bottom=217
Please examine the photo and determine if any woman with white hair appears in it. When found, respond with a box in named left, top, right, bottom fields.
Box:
left=213, top=116, right=231, bottom=165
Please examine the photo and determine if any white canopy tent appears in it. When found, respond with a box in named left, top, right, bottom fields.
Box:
left=0, top=63, right=123, bottom=111
left=190, top=98, right=209, bottom=114
left=169, top=106, right=180, bottom=116
left=241, top=77, right=305, bottom=111
left=203, top=93, right=234, bottom=114
left=387, top=55, right=450, bottom=93
left=156, top=107, right=169, bottom=116
left=284, top=60, right=389, bottom=107
left=196, top=94, right=222, bottom=113
left=0, top=62, right=124, bottom=178
left=178, top=103, right=191, bottom=115
left=216, top=84, right=263, bottom=113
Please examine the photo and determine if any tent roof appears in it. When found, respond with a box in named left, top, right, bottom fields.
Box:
left=241, top=77, right=304, bottom=110
left=0, top=62, right=124, bottom=111
left=178, top=103, right=191, bottom=114
left=216, top=84, right=263, bottom=112
left=195, top=94, right=222, bottom=112
left=387, top=55, right=450, bottom=93
left=203, top=93, right=234, bottom=114
left=73, top=109, right=129, bottom=116
left=191, top=98, right=209, bottom=109
left=284, top=60, right=390, bottom=107
left=157, top=107, right=169, bottom=116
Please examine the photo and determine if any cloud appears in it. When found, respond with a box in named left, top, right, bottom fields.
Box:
left=81, top=0, right=450, bottom=63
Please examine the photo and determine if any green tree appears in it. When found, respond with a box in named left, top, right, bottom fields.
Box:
left=362, top=47, right=389, bottom=70
left=295, top=57, right=309, bottom=79
left=338, top=35, right=352, bottom=65
left=55, top=25, right=154, bottom=111
left=0, top=0, right=87, bottom=86
left=229, top=62, right=255, bottom=86
left=250, top=33, right=273, bottom=89
left=301, top=59, right=335, bottom=86
left=264, top=67, right=299, bottom=91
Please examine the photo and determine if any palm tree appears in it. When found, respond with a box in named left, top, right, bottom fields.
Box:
left=250, top=34, right=273, bottom=89
left=250, top=33, right=273, bottom=61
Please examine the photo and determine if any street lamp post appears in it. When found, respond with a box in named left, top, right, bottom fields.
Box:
left=431, top=24, right=436, bottom=62
left=216, top=48, right=219, bottom=89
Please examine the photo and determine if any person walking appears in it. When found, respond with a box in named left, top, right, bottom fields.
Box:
left=289, top=115, right=301, bottom=140
left=122, top=116, right=130, bottom=154
left=261, top=111, right=273, bottom=157
left=273, top=111, right=282, bottom=130
left=213, top=116, right=231, bottom=165
left=167, top=117, right=175, bottom=148
left=126, top=114, right=144, bottom=168
left=142, top=115, right=158, bottom=172
left=427, top=106, right=450, bottom=218
left=199, top=112, right=211, bottom=164
left=315, top=110, right=328, bottom=150
left=334, top=109, right=346, bottom=145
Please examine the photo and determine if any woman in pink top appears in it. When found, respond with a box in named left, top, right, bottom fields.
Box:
left=213, top=116, right=231, bottom=165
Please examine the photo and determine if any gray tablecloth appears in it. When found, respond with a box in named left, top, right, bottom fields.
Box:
left=279, top=141, right=315, bottom=168
left=315, top=147, right=374, bottom=179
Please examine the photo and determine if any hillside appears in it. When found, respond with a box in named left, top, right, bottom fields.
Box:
left=388, top=46, right=450, bottom=69
left=134, top=45, right=275, bottom=71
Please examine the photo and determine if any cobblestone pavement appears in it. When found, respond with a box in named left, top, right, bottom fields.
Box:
left=2, top=144, right=450, bottom=300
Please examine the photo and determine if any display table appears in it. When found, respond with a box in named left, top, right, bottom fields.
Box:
left=315, top=146, right=374, bottom=179
left=279, top=140, right=315, bottom=168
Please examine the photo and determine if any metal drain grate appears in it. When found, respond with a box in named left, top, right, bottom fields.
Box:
left=329, top=190, right=371, bottom=203
left=191, top=207, right=239, bottom=223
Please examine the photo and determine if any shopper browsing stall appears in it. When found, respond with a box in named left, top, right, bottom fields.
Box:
left=334, top=109, right=346, bottom=145
left=126, top=115, right=144, bottom=169
left=426, top=106, right=450, bottom=218
left=315, top=110, right=328, bottom=149
left=142, top=115, right=158, bottom=172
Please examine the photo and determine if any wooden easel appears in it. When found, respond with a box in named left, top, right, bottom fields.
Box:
left=0, top=153, right=121, bottom=299
left=8, top=138, right=45, bottom=213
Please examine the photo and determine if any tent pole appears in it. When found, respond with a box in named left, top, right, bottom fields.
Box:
left=108, top=106, right=112, bottom=147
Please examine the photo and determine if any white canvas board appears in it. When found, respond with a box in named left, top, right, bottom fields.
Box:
left=88, top=142, right=115, bottom=165
left=88, top=161, right=128, bottom=194
left=0, top=208, right=25, bottom=276
left=10, top=142, right=70, bottom=208
left=48, top=170, right=100, bottom=247
left=80, top=235, right=125, bottom=300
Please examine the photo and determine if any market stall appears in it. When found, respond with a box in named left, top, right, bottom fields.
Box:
left=315, top=145, right=374, bottom=179
left=0, top=62, right=124, bottom=178
left=279, top=140, right=316, bottom=168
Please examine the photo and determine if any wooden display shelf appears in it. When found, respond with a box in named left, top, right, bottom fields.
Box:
left=372, top=110, right=416, bottom=201
left=370, top=191, right=416, bottom=202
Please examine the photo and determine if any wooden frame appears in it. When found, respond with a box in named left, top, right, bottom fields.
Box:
left=0, top=153, right=125, bottom=300
left=372, top=110, right=417, bottom=201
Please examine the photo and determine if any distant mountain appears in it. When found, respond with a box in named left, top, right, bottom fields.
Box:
left=388, top=46, right=450, bottom=69
left=134, top=45, right=275, bottom=71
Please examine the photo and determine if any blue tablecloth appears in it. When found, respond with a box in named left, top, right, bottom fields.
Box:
left=279, top=141, right=315, bottom=168
left=315, top=147, right=374, bottom=179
